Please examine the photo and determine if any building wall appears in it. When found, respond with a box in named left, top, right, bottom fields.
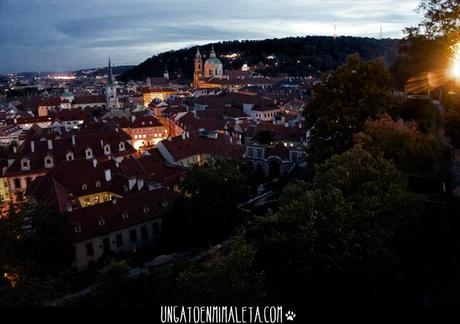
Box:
left=72, top=219, right=162, bottom=270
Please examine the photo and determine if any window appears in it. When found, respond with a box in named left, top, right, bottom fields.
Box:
left=116, top=234, right=123, bottom=247
left=104, top=145, right=111, bottom=155
left=81, top=184, right=87, bottom=191
left=141, top=226, right=148, bottom=241
left=21, top=159, right=30, bottom=170
left=256, top=149, right=263, bottom=159
left=98, top=217, right=105, bottom=226
left=66, top=152, right=74, bottom=161
left=152, top=222, right=160, bottom=237
left=74, top=224, right=81, bottom=233
left=86, top=243, right=94, bottom=256
left=129, top=229, right=137, bottom=243
left=85, top=148, right=93, bottom=159
left=121, top=212, right=129, bottom=220
left=119, top=142, right=125, bottom=151
left=95, top=181, right=101, bottom=188
left=103, top=237, right=110, bottom=253
left=14, top=178, right=21, bottom=189
left=44, top=157, right=53, bottom=168
left=143, top=206, right=149, bottom=214
left=247, top=147, right=254, bottom=158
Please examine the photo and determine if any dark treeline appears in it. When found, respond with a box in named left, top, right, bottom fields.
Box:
left=118, top=36, right=399, bottom=81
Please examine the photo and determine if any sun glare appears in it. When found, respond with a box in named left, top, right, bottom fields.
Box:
left=451, top=44, right=460, bottom=80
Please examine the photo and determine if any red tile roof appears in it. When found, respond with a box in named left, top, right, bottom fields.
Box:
left=68, top=189, right=178, bottom=242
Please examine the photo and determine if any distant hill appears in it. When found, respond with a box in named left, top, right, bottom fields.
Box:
left=74, top=65, right=135, bottom=78
left=119, top=36, right=400, bottom=82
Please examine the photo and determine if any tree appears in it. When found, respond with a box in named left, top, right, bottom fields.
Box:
left=256, top=147, right=421, bottom=306
left=417, top=0, right=460, bottom=41
left=305, top=54, right=401, bottom=164
left=354, top=114, right=446, bottom=175
left=0, top=200, right=74, bottom=305
left=163, top=157, right=254, bottom=247
left=176, top=233, right=266, bottom=304
left=254, top=130, right=274, bottom=145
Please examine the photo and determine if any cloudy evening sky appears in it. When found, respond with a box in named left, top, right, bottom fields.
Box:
left=0, top=0, right=421, bottom=73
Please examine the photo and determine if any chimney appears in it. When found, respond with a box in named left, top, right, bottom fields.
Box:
left=131, top=115, right=136, bottom=123
left=284, top=122, right=289, bottom=128
left=104, top=169, right=112, bottom=182
left=112, top=197, right=117, bottom=205
left=137, top=178, right=144, bottom=191
left=100, top=140, right=104, bottom=148
left=13, top=118, right=17, bottom=124
left=128, top=177, right=136, bottom=190
left=71, top=134, right=76, bottom=145
left=13, top=145, right=17, bottom=154
left=181, top=132, right=186, bottom=140
left=186, top=132, right=190, bottom=138
left=92, top=158, right=97, bottom=168
left=47, top=139, right=53, bottom=150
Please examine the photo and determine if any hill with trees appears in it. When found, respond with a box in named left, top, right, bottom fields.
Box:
left=118, top=36, right=399, bottom=82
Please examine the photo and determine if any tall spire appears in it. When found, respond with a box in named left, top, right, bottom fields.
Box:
left=195, top=47, right=201, bottom=59
left=108, top=57, right=114, bottom=85
left=210, top=44, right=216, bottom=57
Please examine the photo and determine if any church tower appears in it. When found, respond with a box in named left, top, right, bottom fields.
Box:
left=105, top=57, right=120, bottom=109
left=193, top=47, right=203, bottom=88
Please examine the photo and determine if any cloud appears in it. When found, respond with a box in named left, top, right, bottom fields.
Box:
left=0, top=0, right=422, bottom=73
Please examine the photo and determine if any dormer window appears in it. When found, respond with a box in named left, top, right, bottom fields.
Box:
left=104, top=144, right=111, bottom=155
left=44, top=156, right=54, bottom=168
left=66, top=152, right=74, bottom=161
left=21, top=158, right=30, bottom=171
left=121, top=212, right=129, bottom=220
left=74, top=224, right=82, bottom=233
left=143, top=206, right=149, bottom=214
left=95, top=181, right=101, bottom=188
left=81, top=184, right=87, bottom=191
left=97, top=217, right=105, bottom=226
left=119, top=142, right=125, bottom=152
left=161, top=201, right=168, bottom=208
left=85, top=148, right=93, bottom=159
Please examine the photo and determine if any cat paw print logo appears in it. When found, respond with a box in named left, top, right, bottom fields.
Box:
left=285, top=311, right=296, bottom=321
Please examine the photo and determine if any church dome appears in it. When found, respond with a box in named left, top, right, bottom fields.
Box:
left=205, top=56, right=222, bottom=66
left=203, top=45, right=223, bottom=77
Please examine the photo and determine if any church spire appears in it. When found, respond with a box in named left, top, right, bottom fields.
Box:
left=210, top=44, right=216, bottom=57
left=195, top=47, right=201, bottom=59
left=108, top=57, right=114, bottom=86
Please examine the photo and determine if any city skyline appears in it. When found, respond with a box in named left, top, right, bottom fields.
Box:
left=0, top=0, right=421, bottom=74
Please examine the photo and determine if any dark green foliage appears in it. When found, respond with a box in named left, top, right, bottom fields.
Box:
left=119, top=36, right=399, bottom=82
left=0, top=200, right=74, bottom=306
left=254, top=130, right=274, bottom=145
left=175, top=233, right=266, bottom=304
left=305, top=54, right=401, bottom=164
left=355, top=114, right=447, bottom=175
left=444, top=94, right=460, bottom=147
left=255, top=147, right=422, bottom=306
left=163, top=157, right=255, bottom=247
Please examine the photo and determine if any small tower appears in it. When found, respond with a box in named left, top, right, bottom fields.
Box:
left=105, top=57, right=119, bottom=109
left=163, top=65, right=169, bottom=80
left=193, top=47, right=203, bottom=88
